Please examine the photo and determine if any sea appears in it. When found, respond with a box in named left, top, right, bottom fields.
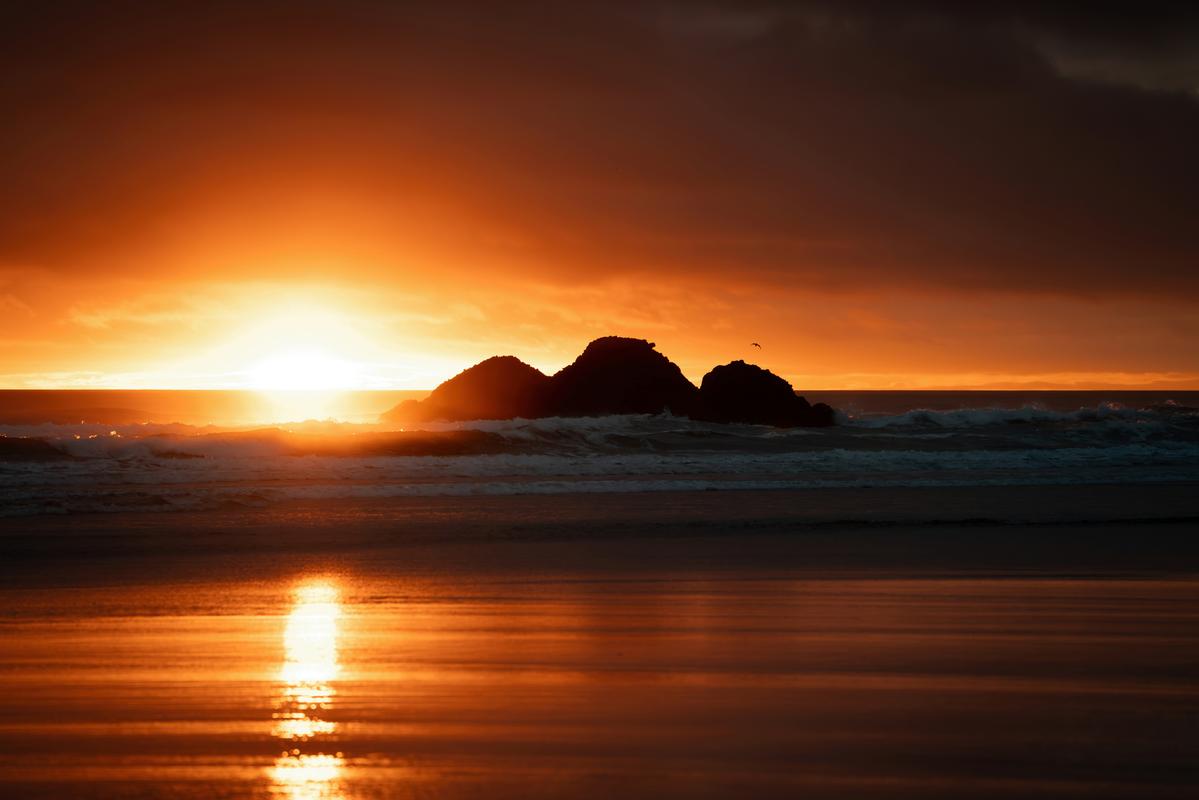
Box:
left=0, top=389, right=1195, bottom=518
left=2, top=391, right=1198, bottom=799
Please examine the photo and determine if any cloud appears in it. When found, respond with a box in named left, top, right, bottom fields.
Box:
left=0, top=1, right=1196, bottom=300
left=0, top=3, right=1197, bottom=387
left=66, top=295, right=220, bottom=330
left=0, top=293, right=34, bottom=318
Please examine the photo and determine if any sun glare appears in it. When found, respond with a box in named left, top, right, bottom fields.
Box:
left=218, top=297, right=379, bottom=395
left=272, top=579, right=345, bottom=799
left=248, top=350, right=361, bottom=392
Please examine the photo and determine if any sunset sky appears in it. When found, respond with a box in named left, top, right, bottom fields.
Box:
left=2, top=1, right=1198, bottom=390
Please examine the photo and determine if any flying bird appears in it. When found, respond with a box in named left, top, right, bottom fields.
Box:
left=751, top=342, right=761, bottom=348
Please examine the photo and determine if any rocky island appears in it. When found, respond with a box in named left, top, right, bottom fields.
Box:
left=383, top=336, right=835, bottom=427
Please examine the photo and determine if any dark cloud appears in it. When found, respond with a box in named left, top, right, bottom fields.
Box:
left=2, top=0, right=1198, bottom=295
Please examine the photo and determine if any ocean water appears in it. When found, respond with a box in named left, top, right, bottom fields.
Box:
left=1, top=391, right=1196, bottom=516
left=3, top=395, right=1199, bottom=799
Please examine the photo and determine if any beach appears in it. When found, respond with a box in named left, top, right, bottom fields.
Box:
left=2, top=485, right=1197, bottom=798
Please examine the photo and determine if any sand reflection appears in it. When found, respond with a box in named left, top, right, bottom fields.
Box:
left=271, top=581, right=346, bottom=800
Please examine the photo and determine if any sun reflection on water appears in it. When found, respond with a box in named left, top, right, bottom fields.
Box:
left=271, top=580, right=346, bottom=800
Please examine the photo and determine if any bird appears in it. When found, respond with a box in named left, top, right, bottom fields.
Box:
left=751, top=342, right=761, bottom=348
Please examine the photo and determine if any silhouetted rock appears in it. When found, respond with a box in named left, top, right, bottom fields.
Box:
left=545, top=337, right=701, bottom=417
left=382, top=355, right=550, bottom=423
left=381, top=338, right=837, bottom=426
left=808, top=402, right=836, bottom=426
left=699, top=360, right=834, bottom=427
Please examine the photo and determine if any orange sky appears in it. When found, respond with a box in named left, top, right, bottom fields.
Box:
left=5, top=269, right=1196, bottom=391
left=2, top=2, right=1198, bottom=391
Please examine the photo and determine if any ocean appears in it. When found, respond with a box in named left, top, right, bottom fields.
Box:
left=3, top=391, right=1198, bottom=798
left=1, top=390, right=1196, bottom=517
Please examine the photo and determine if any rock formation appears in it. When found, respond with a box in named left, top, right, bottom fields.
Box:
left=382, top=355, right=549, bottom=423
left=699, top=360, right=834, bottom=427
left=382, top=338, right=835, bottom=427
left=544, top=337, right=701, bottom=417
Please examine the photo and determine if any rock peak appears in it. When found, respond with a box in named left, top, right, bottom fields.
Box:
left=382, top=337, right=835, bottom=426
left=549, top=337, right=700, bottom=417
left=699, top=361, right=834, bottom=427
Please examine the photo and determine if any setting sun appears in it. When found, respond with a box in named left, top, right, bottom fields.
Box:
left=248, top=350, right=362, bottom=392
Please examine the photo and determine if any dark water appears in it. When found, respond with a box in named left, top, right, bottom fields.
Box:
left=805, top=389, right=1199, bottom=415
left=1, top=389, right=1196, bottom=426
left=3, top=390, right=1199, bottom=516
left=1, top=568, right=1197, bottom=799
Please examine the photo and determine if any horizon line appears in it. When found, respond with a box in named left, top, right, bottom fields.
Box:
left=2, top=385, right=1198, bottom=393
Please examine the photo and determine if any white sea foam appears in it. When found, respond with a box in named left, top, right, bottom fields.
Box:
left=2, top=403, right=1196, bottom=516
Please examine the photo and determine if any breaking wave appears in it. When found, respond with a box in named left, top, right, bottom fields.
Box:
left=844, top=401, right=1187, bottom=429
left=1, top=402, right=1196, bottom=516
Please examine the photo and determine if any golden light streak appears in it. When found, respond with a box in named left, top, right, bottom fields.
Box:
left=271, top=580, right=345, bottom=799
left=271, top=753, right=347, bottom=800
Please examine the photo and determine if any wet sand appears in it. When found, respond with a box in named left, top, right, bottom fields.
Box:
left=1, top=486, right=1198, bottom=798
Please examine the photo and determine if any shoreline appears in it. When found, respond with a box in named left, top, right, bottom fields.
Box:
left=4, top=482, right=1198, bottom=588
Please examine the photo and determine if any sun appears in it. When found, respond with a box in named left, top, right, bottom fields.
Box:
left=248, top=349, right=362, bottom=392
left=230, top=297, right=372, bottom=393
